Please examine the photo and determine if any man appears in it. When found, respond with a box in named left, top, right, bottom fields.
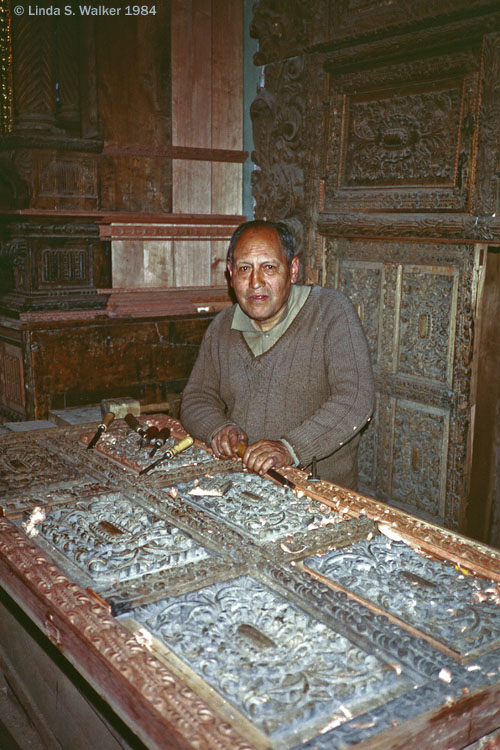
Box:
left=180, top=219, right=374, bottom=489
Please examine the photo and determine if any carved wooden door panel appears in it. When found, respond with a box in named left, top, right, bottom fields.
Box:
left=327, top=241, right=480, bottom=529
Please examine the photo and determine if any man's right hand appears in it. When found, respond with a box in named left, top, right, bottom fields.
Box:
left=211, top=424, right=248, bottom=458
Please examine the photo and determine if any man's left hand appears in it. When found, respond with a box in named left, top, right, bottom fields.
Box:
left=241, top=440, right=292, bottom=477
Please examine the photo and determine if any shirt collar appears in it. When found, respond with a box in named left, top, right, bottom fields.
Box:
left=232, top=284, right=311, bottom=336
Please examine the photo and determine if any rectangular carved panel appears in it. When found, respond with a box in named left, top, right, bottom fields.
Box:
left=33, top=152, right=98, bottom=209
left=326, top=240, right=477, bottom=528
left=303, top=534, right=500, bottom=660
left=397, top=265, right=458, bottom=386
left=28, top=492, right=212, bottom=590
left=127, top=575, right=415, bottom=746
left=31, top=239, right=98, bottom=290
left=324, top=49, right=481, bottom=213
left=337, top=259, right=383, bottom=367
left=391, top=398, right=450, bottom=518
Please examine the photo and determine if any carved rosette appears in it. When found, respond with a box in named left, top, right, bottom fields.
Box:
left=251, top=56, right=306, bottom=246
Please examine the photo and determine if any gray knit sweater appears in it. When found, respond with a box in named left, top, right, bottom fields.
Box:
left=180, top=285, right=374, bottom=488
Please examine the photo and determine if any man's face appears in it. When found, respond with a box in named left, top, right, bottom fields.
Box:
left=227, top=226, right=299, bottom=331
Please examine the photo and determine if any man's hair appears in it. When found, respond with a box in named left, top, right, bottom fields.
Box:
left=227, top=220, right=296, bottom=266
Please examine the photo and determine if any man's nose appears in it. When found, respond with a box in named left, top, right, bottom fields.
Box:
left=250, top=268, right=263, bottom=287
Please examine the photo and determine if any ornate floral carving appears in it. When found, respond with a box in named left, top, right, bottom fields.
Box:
left=304, top=534, right=500, bottom=658
left=3, top=417, right=500, bottom=749
left=398, top=268, right=457, bottom=384
left=251, top=57, right=306, bottom=246
left=0, top=519, right=254, bottom=750
left=323, top=48, right=481, bottom=215
left=343, top=88, right=460, bottom=187
left=131, top=575, right=413, bottom=742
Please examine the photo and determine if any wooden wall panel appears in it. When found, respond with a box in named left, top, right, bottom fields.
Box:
left=111, top=241, right=175, bottom=289
left=323, top=49, right=481, bottom=214
left=96, top=5, right=172, bottom=213
left=212, top=0, right=243, bottom=152
left=172, top=240, right=212, bottom=286
left=210, top=240, right=230, bottom=287
left=211, top=162, right=243, bottom=215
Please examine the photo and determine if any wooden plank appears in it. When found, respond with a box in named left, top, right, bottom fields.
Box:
left=211, top=0, right=243, bottom=151
left=172, top=161, right=212, bottom=214
left=211, top=162, right=243, bottom=215
left=210, top=240, right=230, bottom=286
left=103, top=141, right=247, bottom=163
left=111, top=241, right=144, bottom=288
left=211, top=0, right=243, bottom=217
left=143, top=241, right=175, bottom=287
left=173, top=240, right=211, bottom=286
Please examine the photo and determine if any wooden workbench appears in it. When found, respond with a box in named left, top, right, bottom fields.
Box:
left=1, top=416, right=500, bottom=750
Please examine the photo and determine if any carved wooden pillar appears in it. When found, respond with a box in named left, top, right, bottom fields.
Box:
left=10, top=13, right=57, bottom=132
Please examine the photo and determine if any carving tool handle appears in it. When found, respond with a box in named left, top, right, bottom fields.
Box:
left=87, top=412, right=115, bottom=449
left=139, top=425, right=159, bottom=448
left=125, top=413, right=142, bottom=433
left=168, top=435, right=194, bottom=458
left=102, top=412, right=115, bottom=430
left=145, top=425, right=160, bottom=442
left=236, top=441, right=295, bottom=489
left=139, top=435, right=194, bottom=475
left=149, top=427, right=171, bottom=457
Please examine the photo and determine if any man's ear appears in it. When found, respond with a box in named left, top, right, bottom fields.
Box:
left=226, top=261, right=233, bottom=281
left=290, top=256, right=299, bottom=284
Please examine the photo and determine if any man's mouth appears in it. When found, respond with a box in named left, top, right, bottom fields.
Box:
left=247, top=294, right=269, bottom=302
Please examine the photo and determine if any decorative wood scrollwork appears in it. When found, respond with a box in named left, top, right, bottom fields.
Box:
left=251, top=56, right=306, bottom=245
left=249, top=0, right=322, bottom=65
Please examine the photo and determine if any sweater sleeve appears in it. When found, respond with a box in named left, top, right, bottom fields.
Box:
left=282, top=294, right=375, bottom=468
left=180, top=315, right=235, bottom=443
